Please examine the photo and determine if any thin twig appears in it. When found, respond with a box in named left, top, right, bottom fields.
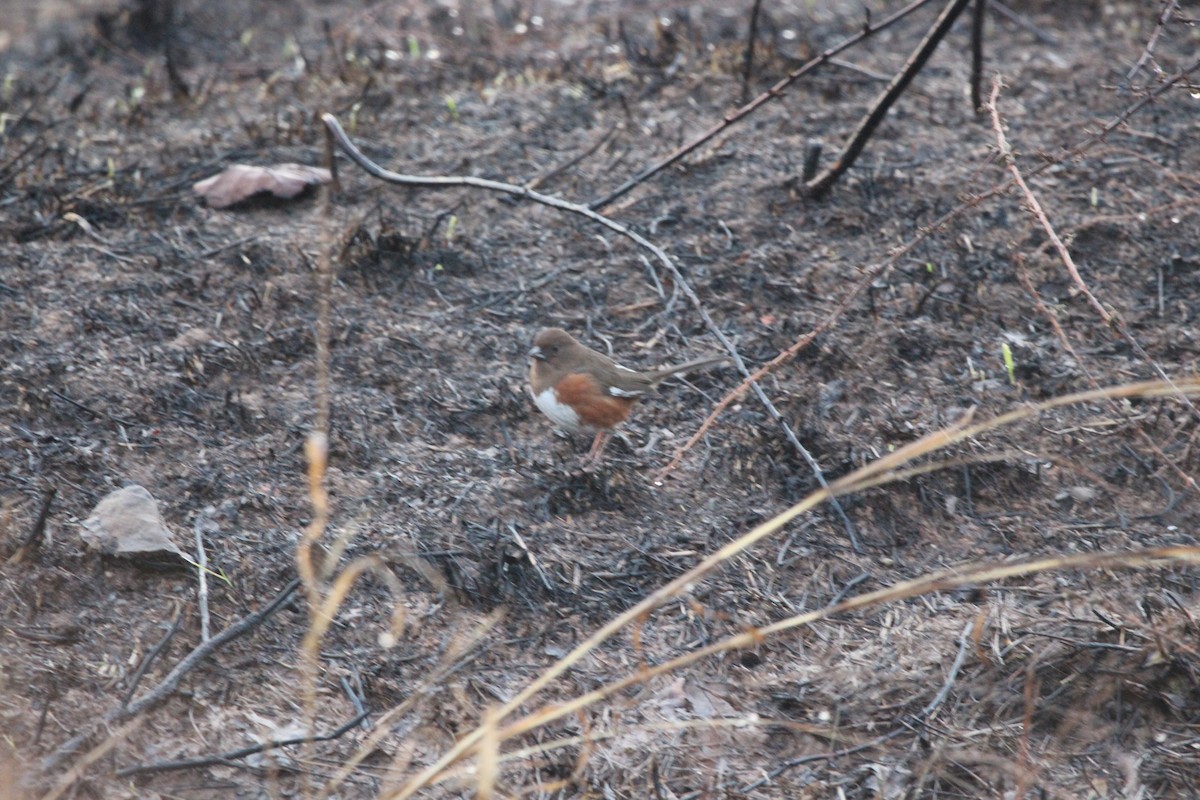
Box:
left=120, top=610, right=184, bottom=710
left=1125, top=0, right=1179, bottom=84
left=588, top=0, right=939, bottom=210
left=41, top=720, right=143, bottom=800
left=47, top=387, right=140, bottom=427
left=6, top=485, right=55, bottom=565
left=827, top=58, right=892, bottom=83
left=526, top=124, right=618, bottom=191
left=805, top=0, right=974, bottom=196
left=987, top=0, right=1060, bottom=46
left=193, top=511, right=215, bottom=642
left=114, top=710, right=370, bottom=777
left=919, top=620, right=974, bottom=717
left=740, top=0, right=765, bottom=105
left=1088, top=56, right=1200, bottom=141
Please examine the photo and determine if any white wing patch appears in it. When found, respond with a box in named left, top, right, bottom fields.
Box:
left=608, top=386, right=643, bottom=398
left=615, top=363, right=637, bottom=373
left=535, top=386, right=582, bottom=431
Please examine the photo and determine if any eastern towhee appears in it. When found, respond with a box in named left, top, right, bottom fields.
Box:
left=528, top=327, right=727, bottom=467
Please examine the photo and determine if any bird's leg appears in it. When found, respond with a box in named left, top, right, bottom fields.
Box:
left=581, top=430, right=612, bottom=470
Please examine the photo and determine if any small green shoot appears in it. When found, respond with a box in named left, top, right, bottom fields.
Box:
left=407, top=35, right=421, bottom=59
left=445, top=215, right=458, bottom=242
left=179, top=555, right=234, bottom=586
left=1001, top=342, right=1016, bottom=385
left=445, top=94, right=459, bottom=122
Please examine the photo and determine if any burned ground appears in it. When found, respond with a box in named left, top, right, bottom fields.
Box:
left=2, top=0, right=1199, bottom=797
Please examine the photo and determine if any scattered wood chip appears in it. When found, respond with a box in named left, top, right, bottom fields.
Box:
left=193, top=163, right=331, bottom=208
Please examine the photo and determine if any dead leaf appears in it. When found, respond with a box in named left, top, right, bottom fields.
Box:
left=683, top=679, right=738, bottom=718
left=80, top=485, right=188, bottom=566
left=193, top=163, right=331, bottom=208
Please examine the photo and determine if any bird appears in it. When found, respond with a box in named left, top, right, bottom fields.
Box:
left=528, top=327, right=727, bottom=467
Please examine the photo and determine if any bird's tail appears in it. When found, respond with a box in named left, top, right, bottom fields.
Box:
left=646, top=354, right=730, bottom=384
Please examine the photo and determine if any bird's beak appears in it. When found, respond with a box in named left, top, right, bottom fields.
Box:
left=528, top=346, right=544, bottom=361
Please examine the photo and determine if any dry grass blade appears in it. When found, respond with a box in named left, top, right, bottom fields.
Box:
left=433, top=716, right=859, bottom=788
left=476, top=707, right=499, bottom=800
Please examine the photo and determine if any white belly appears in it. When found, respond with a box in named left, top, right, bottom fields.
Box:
left=534, top=386, right=582, bottom=431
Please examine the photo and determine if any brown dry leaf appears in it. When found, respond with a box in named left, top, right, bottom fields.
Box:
left=80, top=484, right=188, bottom=567
left=193, top=163, right=331, bottom=208
left=682, top=679, right=739, bottom=719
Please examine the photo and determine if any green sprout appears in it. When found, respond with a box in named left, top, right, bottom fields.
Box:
left=1001, top=342, right=1016, bottom=385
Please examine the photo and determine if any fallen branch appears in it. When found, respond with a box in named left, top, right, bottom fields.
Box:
left=970, top=0, right=987, bottom=111
left=588, top=0, right=939, bottom=210
left=42, top=578, right=302, bottom=774
left=739, top=0, right=765, bottom=105
left=805, top=0, right=974, bottom=196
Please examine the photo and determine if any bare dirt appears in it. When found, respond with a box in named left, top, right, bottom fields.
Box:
left=2, top=0, right=1199, bottom=797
